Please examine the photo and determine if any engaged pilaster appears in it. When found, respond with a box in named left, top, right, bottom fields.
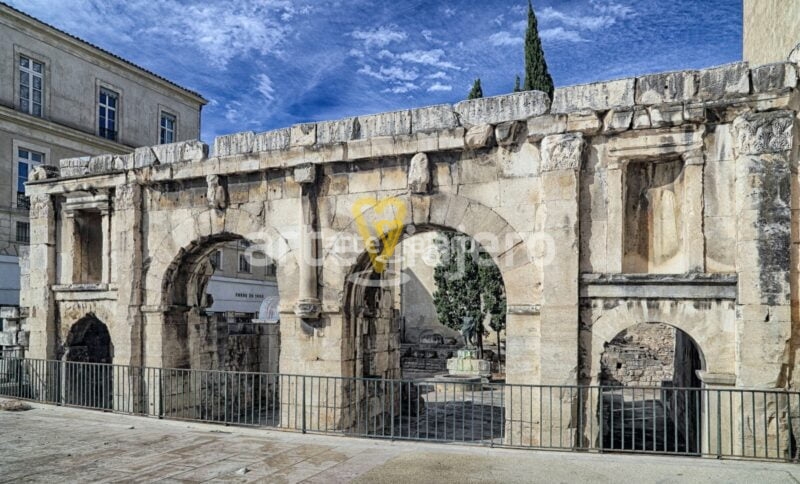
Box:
left=293, top=164, right=321, bottom=319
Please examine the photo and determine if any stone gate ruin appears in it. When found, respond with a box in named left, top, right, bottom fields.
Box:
left=16, top=59, right=800, bottom=456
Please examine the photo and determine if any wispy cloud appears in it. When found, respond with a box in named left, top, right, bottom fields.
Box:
left=489, top=31, right=522, bottom=46
left=358, top=65, right=419, bottom=82
left=255, top=74, right=276, bottom=103
left=427, top=82, right=452, bottom=92
left=351, top=25, right=407, bottom=48
left=397, top=49, right=459, bottom=70
left=540, top=27, right=588, bottom=43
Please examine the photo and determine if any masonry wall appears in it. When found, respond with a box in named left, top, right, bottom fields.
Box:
left=744, top=0, right=800, bottom=66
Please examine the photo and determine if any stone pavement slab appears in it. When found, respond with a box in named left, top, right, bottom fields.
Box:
left=1, top=400, right=799, bottom=483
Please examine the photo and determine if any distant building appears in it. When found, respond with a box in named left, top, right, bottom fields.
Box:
left=205, top=241, right=279, bottom=324
left=0, top=2, right=206, bottom=305
left=743, top=0, right=800, bottom=65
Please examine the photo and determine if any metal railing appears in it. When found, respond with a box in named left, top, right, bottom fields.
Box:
left=0, top=356, right=797, bottom=462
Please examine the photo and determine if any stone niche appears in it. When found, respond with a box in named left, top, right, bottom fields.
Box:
left=623, top=158, right=686, bottom=273
left=71, top=210, right=104, bottom=284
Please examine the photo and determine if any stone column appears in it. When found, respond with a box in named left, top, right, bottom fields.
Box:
left=111, top=184, right=146, bottom=411
left=25, top=194, right=57, bottom=360
left=531, top=133, right=584, bottom=446
left=733, top=110, right=794, bottom=458
left=293, top=164, right=321, bottom=319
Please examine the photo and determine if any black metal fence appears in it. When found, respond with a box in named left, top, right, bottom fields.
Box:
left=0, top=356, right=797, bottom=461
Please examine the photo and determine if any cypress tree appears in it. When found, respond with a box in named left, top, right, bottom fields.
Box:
left=513, top=75, right=521, bottom=93
left=523, top=0, right=554, bottom=98
left=467, top=78, right=483, bottom=99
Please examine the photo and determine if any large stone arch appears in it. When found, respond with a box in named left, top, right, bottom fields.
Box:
left=320, top=192, right=536, bottom=310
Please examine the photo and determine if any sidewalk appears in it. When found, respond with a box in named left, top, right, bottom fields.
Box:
left=0, top=399, right=798, bottom=483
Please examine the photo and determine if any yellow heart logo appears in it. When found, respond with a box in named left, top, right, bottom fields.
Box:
left=352, top=197, right=407, bottom=273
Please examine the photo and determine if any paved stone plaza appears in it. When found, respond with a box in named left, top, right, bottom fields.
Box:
left=1, top=400, right=799, bottom=483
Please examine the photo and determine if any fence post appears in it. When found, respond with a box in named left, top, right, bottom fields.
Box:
left=716, top=390, right=722, bottom=459
left=302, top=376, right=307, bottom=434
left=390, top=381, right=395, bottom=441
left=598, top=386, right=604, bottom=453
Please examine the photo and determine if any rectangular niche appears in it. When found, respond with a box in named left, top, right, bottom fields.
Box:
left=622, top=158, right=686, bottom=273
left=72, top=210, right=104, bottom=284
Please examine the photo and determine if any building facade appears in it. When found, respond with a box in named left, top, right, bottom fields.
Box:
left=0, top=2, right=206, bottom=305
left=743, top=0, right=800, bottom=65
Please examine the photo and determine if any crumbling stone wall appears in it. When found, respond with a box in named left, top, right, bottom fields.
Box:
left=600, top=323, right=676, bottom=387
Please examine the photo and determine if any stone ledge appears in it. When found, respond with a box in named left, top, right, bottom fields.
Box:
left=580, top=273, right=738, bottom=300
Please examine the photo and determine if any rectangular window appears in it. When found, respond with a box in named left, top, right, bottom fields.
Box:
left=17, top=148, right=43, bottom=209
left=98, top=88, right=118, bottom=141
left=16, top=221, right=30, bottom=244
left=238, top=240, right=251, bottom=273
left=160, top=112, right=176, bottom=144
left=209, top=250, right=222, bottom=270
left=19, top=55, right=44, bottom=117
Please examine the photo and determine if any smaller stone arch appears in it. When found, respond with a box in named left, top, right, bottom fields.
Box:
left=63, top=314, right=113, bottom=409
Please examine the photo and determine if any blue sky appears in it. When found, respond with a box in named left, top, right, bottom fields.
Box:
left=10, top=0, right=742, bottom=143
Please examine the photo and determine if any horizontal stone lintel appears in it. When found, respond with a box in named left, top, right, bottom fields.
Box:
left=506, top=304, right=541, bottom=315
left=580, top=273, right=738, bottom=300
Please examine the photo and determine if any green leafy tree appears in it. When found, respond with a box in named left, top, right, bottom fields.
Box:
left=432, top=233, right=505, bottom=355
left=478, top=251, right=506, bottom=358
left=523, top=0, right=554, bottom=98
left=513, top=75, right=521, bottom=93
left=467, top=78, right=483, bottom=99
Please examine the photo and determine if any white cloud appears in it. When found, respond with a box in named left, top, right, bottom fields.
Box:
left=427, top=71, right=449, bottom=80
left=351, top=25, right=407, bottom=48
left=382, top=82, right=419, bottom=94
left=397, top=49, right=459, bottom=70
left=255, top=74, right=275, bottom=103
left=537, top=1, right=637, bottom=34
left=427, top=82, right=452, bottom=92
left=489, top=31, right=522, bottom=47
left=358, top=65, right=419, bottom=82
left=540, top=27, right=587, bottom=43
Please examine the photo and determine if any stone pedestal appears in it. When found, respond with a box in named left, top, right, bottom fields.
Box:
left=445, top=349, right=491, bottom=379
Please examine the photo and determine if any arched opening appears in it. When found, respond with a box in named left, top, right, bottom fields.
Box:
left=160, top=232, right=281, bottom=424
left=598, top=322, right=704, bottom=454
left=341, top=226, right=507, bottom=441
left=63, top=315, right=112, bottom=409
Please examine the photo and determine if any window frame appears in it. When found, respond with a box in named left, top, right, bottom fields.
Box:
left=98, top=87, right=119, bottom=141
left=13, top=47, right=50, bottom=119
left=18, top=55, right=44, bottom=117
left=15, top=221, right=30, bottom=244
left=11, top=140, right=49, bottom=210
left=159, top=111, right=177, bottom=144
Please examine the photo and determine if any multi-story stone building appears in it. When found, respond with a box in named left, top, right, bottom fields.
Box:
left=0, top=2, right=206, bottom=305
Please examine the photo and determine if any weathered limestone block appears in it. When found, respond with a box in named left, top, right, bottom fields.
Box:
left=59, top=156, right=90, bottom=177
left=697, top=62, right=750, bottom=101
left=411, top=104, right=459, bottom=132
left=648, top=103, right=685, bottom=128
left=632, top=107, right=651, bottom=129
left=551, top=78, right=635, bottom=113
left=293, top=164, right=316, bottom=184
left=455, top=91, right=549, bottom=126
left=602, top=109, right=633, bottom=133
left=254, top=128, right=291, bottom=152
left=316, top=118, right=358, bottom=145
left=152, top=141, right=208, bottom=165
left=494, top=121, right=523, bottom=146
left=541, top=133, right=585, bottom=172
left=29, top=165, right=60, bottom=181
left=214, top=131, right=255, bottom=156
left=683, top=103, right=706, bottom=123
left=206, top=174, right=227, bottom=210
left=408, top=153, right=430, bottom=194
left=732, top=111, right=794, bottom=155
left=134, top=147, right=157, bottom=168
left=527, top=114, right=567, bottom=141
left=358, top=110, right=411, bottom=138
left=750, top=63, right=798, bottom=93
left=566, top=111, right=601, bottom=134
left=636, top=70, right=697, bottom=104
left=290, top=123, right=317, bottom=147
left=464, top=124, right=494, bottom=149
left=87, top=154, right=120, bottom=174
